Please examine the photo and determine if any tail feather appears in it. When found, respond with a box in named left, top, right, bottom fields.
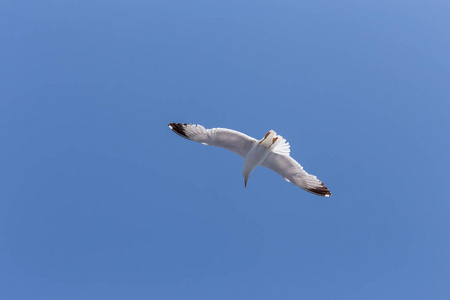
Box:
left=259, top=130, right=277, bottom=148
left=271, top=135, right=290, bottom=155
left=259, top=130, right=290, bottom=155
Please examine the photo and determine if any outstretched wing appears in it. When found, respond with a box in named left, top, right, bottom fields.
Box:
left=168, top=123, right=257, bottom=157
left=262, top=152, right=332, bottom=197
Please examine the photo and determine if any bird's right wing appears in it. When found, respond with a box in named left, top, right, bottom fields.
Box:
left=168, top=123, right=257, bottom=157
left=262, top=152, right=332, bottom=197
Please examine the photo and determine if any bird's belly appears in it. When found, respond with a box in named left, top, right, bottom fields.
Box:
left=243, top=145, right=271, bottom=171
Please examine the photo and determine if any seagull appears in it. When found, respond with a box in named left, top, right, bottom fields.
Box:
left=168, top=123, right=332, bottom=197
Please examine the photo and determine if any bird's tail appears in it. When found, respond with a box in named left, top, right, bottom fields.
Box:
left=259, top=130, right=291, bottom=155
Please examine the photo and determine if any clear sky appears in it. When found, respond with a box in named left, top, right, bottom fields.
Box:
left=1, top=1, right=449, bottom=299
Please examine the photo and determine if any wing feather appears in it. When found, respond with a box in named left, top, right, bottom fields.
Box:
left=168, top=123, right=257, bottom=157
left=262, top=152, right=332, bottom=197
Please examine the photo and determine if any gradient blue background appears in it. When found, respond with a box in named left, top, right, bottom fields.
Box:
left=1, top=1, right=449, bottom=299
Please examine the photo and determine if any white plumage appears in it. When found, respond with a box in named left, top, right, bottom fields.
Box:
left=168, top=123, right=331, bottom=197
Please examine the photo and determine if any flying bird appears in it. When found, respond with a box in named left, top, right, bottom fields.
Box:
left=168, top=123, right=332, bottom=197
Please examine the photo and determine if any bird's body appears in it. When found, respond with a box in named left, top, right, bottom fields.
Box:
left=168, top=123, right=331, bottom=197
left=243, top=142, right=271, bottom=178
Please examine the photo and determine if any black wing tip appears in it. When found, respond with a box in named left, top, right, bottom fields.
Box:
left=305, top=182, right=332, bottom=197
left=168, top=122, right=190, bottom=139
left=306, top=188, right=332, bottom=197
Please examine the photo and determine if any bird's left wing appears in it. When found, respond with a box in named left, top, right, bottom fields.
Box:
left=262, top=152, right=332, bottom=197
left=168, top=123, right=257, bottom=157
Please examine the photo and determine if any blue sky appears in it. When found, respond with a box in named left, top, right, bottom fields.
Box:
left=1, top=0, right=449, bottom=299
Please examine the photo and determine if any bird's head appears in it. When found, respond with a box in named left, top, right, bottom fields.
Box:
left=243, top=166, right=253, bottom=188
